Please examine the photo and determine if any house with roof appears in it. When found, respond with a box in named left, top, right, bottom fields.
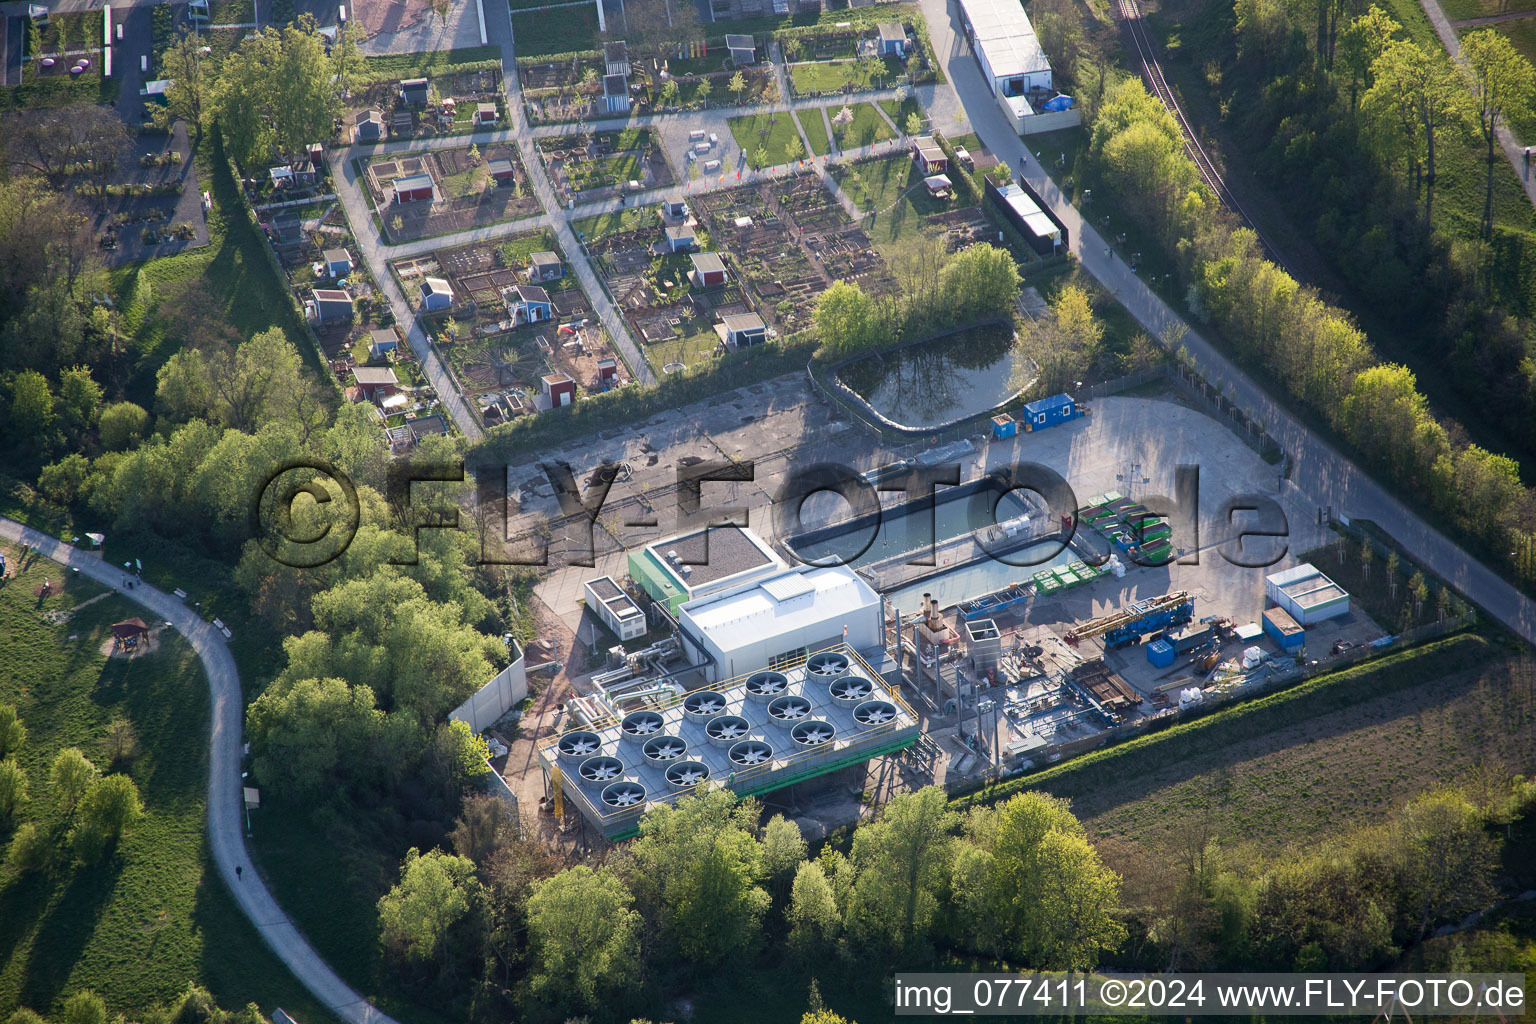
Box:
left=352, top=365, right=399, bottom=402
left=419, top=277, right=453, bottom=311
left=877, top=23, right=908, bottom=57
left=354, top=108, right=384, bottom=143
left=290, top=156, right=318, bottom=185
left=393, top=172, right=434, bottom=204
left=503, top=284, right=553, bottom=324
left=715, top=312, right=767, bottom=348
left=663, top=199, right=688, bottom=219
left=475, top=102, right=499, bottom=126
left=912, top=135, right=947, bottom=174
left=399, top=78, right=430, bottom=106
left=604, top=40, right=631, bottom=78
left=603, top=74, right=631, bottom=114
left=487, top=158, right=517, bottom=186
left=690, top=252, right=729, bottom=288
left=595, top=357, right=620, bottom=388
left=323, top=248, right=353, bottom=278
left=726, top=34, right=756, bottom=65
left=368, top=328, right=400, bottom=361
left=541, top=372, right=577, bottom=409
left=665, top=225, right=697, bottom=252
left=310, top=288, right=354, bottom=325
left=527, top=251, right=563, bottom=283
left=269, top=211, right=303, bottom=246
left=406, top=414, right=447, bottom=443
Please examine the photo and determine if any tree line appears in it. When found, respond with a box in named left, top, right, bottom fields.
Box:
left=6, top=983, right=266, bottom=1024
left=1087, top=63, right=1536, bottom=578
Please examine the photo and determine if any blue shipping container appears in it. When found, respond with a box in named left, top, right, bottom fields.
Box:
left=1262, top=608, right=1305, bottom=652
left=1146, top=639, right=1175, bottom=667
left=1023, top=393, right=1077, bottom=431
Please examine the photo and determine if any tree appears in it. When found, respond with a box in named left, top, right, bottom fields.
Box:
left=1461, top=30, right=1536, bottom=239
left=450, top=792, right=516, bottom=869
left=377, top=847, right=483, bottom=964
left=60, top=992, right=107, bottom=1024
left=57, top=365, right=103, bottom=439
left=1339, top=6, right=1401, bottom=111
left=6, top=370, right=56, bottom=442
left=0, top=759, right=28, bottom=818
left=214, top=20, right=340, bottom=167
left=787, top=859, right=841, bottom=964
left=762, top=813, right=808, bottom=881
left=98, top=401, right=150, bottom=450
left=695, top=79, right=712, bottom=105
left=154, top=33, right=211, bottom=135
left=245, top=677, right=385, bottom=798
left=526, top=866, right=641, bottom=1014
left=844, top=786, right=956, bottom=955
left=753, top=145, right=769, bottom=170
left=75, top=773, right=143, bottom=842
left=813, top=280, right=882, bottom=355
left=941, top=243, right=1020, bottom=318
left=104, top=717, right=140, bottom=767
left=51, top=748, right=98, bottom=815
left=0, top=704, right=24, bottom=758
left=1396, top=789, right=1498, bottom=945
left=729, top=70, right=747, bottom=104
left=429, top=719, right=492, bottom=791
left=1051, top=283, right=1105, bottom=366
left=786, top=134, right=805, bottom=164
left=626, top=788, right=771, bottom=966
left=427, top=0, right=450, bottom=29
left=333, top=17, right=365, bottom=97
left=1364, top=39, right=1473, bottom=223
left=905, top=110, right=923, bottom=137
left=659, top=78, right=681, bottom=108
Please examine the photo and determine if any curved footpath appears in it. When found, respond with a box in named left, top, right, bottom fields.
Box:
left=0, top=517, right=399, bottom=1024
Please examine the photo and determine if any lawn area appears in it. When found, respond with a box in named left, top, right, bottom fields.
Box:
left=830, top=150, right=954, bottom=262
left=509, top=6, right=600, bottom=58
left=0, top=68, right=117, bottom=111
left=787, top=57, right=897, bottom=94
left=360, top=45, right=501, bottom=80
left=0, top=543, right=333, bottom=1024
left=954, top=634, right=1522, bottom=854
left=572, top=206, right=660, bottom=243
left=832, top=102, right=896, bottom=148
left=644, top=319, right=728, bottom=377
left=878, top=93, right=925, bottom=134
left=1441, top=0, right=1536, bottom=19
left=1490, top=15, right=1536, bottom=66
left=727, top=111, right=804, bottom=166
left=106, top=139, right=319, bottom=410
left=797, top=109, right=834, bottom=156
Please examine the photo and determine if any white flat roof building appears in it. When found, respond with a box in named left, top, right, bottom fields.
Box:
left=678, top=566, right=883, bottom=681
left=956, top=0, right=1052, bottom=112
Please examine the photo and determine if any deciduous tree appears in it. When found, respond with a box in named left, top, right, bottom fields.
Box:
left=378, top=847, right=483, bottom=963
left=1460, top=30, right=1535, bottom=239
left=526, top=865, right=641, bottom=1014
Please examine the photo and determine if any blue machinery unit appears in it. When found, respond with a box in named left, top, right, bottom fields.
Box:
left=1065, top=591, right=1194, bottom=649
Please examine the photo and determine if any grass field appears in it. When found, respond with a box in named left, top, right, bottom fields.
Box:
left=360, top=45, right=501, bottom=80
left=106, top=139, right=318, bottom=411
left=788, top=58, right=894, bottom=94
left=955, top=635, right=1531, bottom=855
left=1441, top=0, right=1536, bottom=20
left=727, top=111, right=803, bottom=166
left=797, top=109, right=834, bottom=156
left=0, top=543, right=331, bottom=1024
left=572, top=206, right=660, bottom=243
left=833, top=102, right=896, bottom=148
left=508, top=6, right=599, bottom=58
left=831, top=150, right=954, bottom=263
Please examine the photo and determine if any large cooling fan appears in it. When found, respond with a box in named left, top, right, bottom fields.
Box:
left=729, top=740, right=773, bottom=766
left=683, top=690, right=727, bottom=717
left=768, top=695, right=812, bottom=723
left=805, top=651, right=850, bottom=681
left=601, top=781, right=646, bottom=807
left=745, top=671, right=788, bottom=698
left=666, top=761, right=710, bottom=788
left=558, top=731, right=601, bottom=758
left=707, top=716, right=750, bottom=742
left=830, top=676, right=873, bottom=702
left=853, top=701, right=897, bottom=726
left=578, top=755, right=624, bottom=782
left=792, top=720, right=836, bottom=747
left=620, top=710, right=664, bottom=738
left=643, top=736, right=687, bottom=761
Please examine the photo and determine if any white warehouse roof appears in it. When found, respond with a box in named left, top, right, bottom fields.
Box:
left=957, top=0, right=1050, bottom=81
left=684, top=566, right=878, bottom=640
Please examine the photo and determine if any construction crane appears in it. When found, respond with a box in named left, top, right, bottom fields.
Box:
left=1064, top=591, right=1194, bottom=649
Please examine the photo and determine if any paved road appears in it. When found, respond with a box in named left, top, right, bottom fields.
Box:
left=916, top=0, right=1536, bottom=646
left=1417, top=0, right=1536, bottom=207
left=0, top=517, right=401, bottom=1024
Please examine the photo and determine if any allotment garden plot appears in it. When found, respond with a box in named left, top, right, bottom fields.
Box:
left=363, top=144, right=540, bottom=243
left=391, top=232, right=631, bottom=428
left=536, top=128, right=674, bottom=205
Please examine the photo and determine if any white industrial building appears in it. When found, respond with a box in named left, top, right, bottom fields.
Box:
left=585, top=575, right=647, bottom=640
left=955, top=0, right=1079, bottom=134
left=1265, top=563, right=1351, bottom=625
left=678, top=565, right=883, bottom=681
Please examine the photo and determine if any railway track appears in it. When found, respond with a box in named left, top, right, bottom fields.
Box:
left=1115, top=0, right=1296, bottom=276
